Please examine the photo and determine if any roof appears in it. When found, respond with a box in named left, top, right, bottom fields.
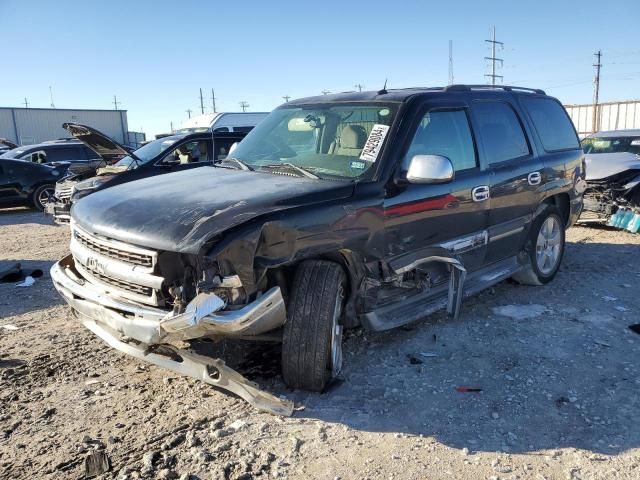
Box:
left=286, top=85, right=548, bottom=106
left=589, top=129, right=640, bottom=138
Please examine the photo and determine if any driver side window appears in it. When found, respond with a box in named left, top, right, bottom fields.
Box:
left=159, top=141, right=208, bottom=165
left=403, top=109, right=477, bottom=172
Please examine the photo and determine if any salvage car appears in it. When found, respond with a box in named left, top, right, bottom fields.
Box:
left=49, top=123, right=247, bottom=222
left=579, top=129, right=640, bottom=222
left=0, top=158, right=67, bottom=210
left=51, top=85, right=585, bottom=414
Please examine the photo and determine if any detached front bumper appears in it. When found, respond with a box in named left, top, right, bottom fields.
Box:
left=51, top=254, right=293, bottom=416
left=45, top=201, right=71, bottom=224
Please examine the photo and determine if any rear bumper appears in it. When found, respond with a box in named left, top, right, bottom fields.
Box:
left=51, top=254, right=292, bottom=415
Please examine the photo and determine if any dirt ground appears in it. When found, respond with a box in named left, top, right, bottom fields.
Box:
left=1, top=207, right=639, bottom=480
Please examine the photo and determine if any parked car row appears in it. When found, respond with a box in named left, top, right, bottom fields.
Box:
left=46, top=85, right=586, bottom=414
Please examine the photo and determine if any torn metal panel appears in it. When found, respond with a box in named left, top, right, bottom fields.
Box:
left=83, top=319, right=293, bottom=416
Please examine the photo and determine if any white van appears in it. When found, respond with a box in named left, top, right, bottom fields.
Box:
left=176, top=112, right=269, bottom=134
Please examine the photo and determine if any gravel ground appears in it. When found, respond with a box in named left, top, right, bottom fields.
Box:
left=1, top=207, right=639, bottom=480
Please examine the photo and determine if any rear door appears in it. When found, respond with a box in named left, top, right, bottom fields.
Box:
left=471, top=100, right=543, bottom=263
left=384, top=100, right=490, bottom=274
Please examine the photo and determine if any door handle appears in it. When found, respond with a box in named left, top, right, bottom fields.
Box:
left=472, top=185, right=490, bottom=202
left=528, top=171, right=542, bottom=186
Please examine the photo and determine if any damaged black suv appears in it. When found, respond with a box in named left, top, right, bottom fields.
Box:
left=51, top=85, right=585, bottom=414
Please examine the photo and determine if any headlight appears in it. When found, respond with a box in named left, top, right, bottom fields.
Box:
left=71, top=176, right=112, bottom=202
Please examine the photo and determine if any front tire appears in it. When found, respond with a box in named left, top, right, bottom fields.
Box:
left=32, top=184, right=55, bottom=211
left=281, top=260, right=346, bottom=391
left=513, top=205, right=565, bottom=286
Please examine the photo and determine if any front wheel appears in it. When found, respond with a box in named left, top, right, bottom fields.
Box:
left=281, top=260, right=346, bottom=391
left=32, top=184, right=55, bottom=211
left=513, top=205, right=565, bottom=286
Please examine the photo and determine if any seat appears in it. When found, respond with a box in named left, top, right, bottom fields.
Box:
left=334, top=125, right=367, bottom=156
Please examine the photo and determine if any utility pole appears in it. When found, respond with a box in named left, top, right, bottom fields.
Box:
left=448, top=40, right=454, bottom=85
left=282, top=95, right=291, bottom=102
left=354, top=84, right=364, bottom=92
left=113, top=95, right=121, bottom=110
left=592, top=50, right=602, bottom=134
left=484, top=26, right=503, bottom=86
left=211, top=88, right=217, bottom=113
left=199, top=88, right=205, bottom=114
left=186, top=108, right=192, bottom=118
left=170, top=121, right=174, bottom=132
left=321, top=89, right=331, bottom=95
left=49, top=86, right=55, bottom=108
left=239, top=101, right=249, bottom=112
left=23, top=98, right=29, bottom=108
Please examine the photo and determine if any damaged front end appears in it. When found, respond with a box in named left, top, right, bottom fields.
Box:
left=581, top=169, right=640, bottom=223
left=51, top=223, right=293, bottom=415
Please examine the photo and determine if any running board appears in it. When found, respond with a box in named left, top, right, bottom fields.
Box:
left=361, top=256, right=522, bottom=331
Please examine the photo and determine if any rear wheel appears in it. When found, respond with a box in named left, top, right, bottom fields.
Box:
left=513, top=205, right=565, bottom=286
left=32, top=184, right=55, bottom=211
left=281, top=260, right=346, bottom=391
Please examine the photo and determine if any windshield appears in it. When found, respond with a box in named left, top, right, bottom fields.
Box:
left=229, top=103, right=398, bottom=179
left=0, top=148, right=29, bottom=159
left=582, top=136, right=640, bottom=155
left=115, top=137, right=182, bottom=168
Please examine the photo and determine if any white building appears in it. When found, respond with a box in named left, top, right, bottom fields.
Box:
left=0, top=107, right=129, bottom=146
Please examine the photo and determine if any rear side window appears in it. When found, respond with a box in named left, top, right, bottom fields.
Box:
left=473, top=102, right=530, bottom=164
left=403, top=109, right=477, bottom=172
left=521, top=97, right=579, bottom=151
left=47, top=147, right=84, bottom=162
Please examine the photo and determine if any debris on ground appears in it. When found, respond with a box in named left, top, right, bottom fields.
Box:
left=83, top=450, right=110, bottom=478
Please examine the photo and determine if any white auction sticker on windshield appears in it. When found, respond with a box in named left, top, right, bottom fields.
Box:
left=360, top=124, right=390, bottom=162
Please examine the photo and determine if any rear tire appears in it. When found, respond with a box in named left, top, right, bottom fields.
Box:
left=513, top=205, right=565, bottom=286
left=281, top=260, right=346, bottom=391
left=32, top=184, right=55, bottom=211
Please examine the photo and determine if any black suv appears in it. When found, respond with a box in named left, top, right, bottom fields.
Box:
left=51, top=85, right=585, bottom=414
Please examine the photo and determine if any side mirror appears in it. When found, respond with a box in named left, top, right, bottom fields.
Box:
left=229, top=142, right=239, bottom=155
left=406, top=154, right=454, bottom=184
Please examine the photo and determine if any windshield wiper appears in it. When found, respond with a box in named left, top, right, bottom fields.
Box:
left=218, top=157, right=254, bottom=171
left=260, top=163, right=319, bottom=179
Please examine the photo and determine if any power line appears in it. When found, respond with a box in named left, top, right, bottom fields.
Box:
left=239, top=101, right=249, bottom=112
left=354, top=84, right=364, bottom=92
left=282, top=95, right=291, bottom=102
left=186, top=108, right=192, bottom=118
left=199, top=88, right=205, bottom=114
left=592, top=50, right=603, bottom=133
left=113, top=95, right=121, bottom=110
left=211, top=88, right=217, bottom=113
left=484, top=26, right=504, bottom=86
left=448, top=40, right=454, bottom=85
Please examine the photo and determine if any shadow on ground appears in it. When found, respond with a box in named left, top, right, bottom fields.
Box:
left=0, top=207, right=55, bottom=226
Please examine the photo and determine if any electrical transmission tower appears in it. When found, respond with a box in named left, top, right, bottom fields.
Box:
left=23, top=98, right=29, bottom=108
left=354, top=84, right=364, bottom=92
left=484, top=27, right=503, bottom=86
left=185, top=108, right=192, bottom=118
left=592, top=50, right=602, bottom=134
left=448, top=40, right=454, bottom=85
left=239, top=101, right=249, bottom=112
left=113, top=95, right=121, bottom=110
left=321, top=90, right=331, bottom=95
left=282, top=95, right=291, bottom=102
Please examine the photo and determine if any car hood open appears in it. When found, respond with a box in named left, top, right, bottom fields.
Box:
left=585, top=152, right=640, bottom=180
left=63, top=123, right=131, bottom=161
left=72, top=167, right=355, bottom=254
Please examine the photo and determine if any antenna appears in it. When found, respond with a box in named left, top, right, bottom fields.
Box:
left=113, top=95, right=121, bottom=110
left=49, top=86, right=55, bottom=108
left=211, top=88, right=217, bottom=113
left=484, top=26, right=504, bottom=86
left=377, top=79, right=388, bottom=95
left=239, top=101, right=249, bottom=112
left=282, top=95, right=291, bottom=102
left=448, top=40, right=454, bottom=85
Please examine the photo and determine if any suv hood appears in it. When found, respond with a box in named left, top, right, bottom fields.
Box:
left=72, top=167, right=355, bottom=254
left=63, top=123, right=131, bottom=161
left=585, top=152, right=640, bottom=180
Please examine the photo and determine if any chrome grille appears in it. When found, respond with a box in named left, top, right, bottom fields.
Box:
left=83, top=265, right=153, bottom=297
left=74, top=230, right=153, bottom=267
left=55, top=182, right=75, bottom=200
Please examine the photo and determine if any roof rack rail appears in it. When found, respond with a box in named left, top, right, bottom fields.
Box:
left=444, top=84, right=546, bottom=95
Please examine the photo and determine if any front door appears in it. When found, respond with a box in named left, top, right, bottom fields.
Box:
left=470, top=100, right=543, bottom=263
left=384, top=105, right=490, bottom=276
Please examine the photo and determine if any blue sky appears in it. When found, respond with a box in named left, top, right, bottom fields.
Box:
left=1, top=0, right=638, bottom=137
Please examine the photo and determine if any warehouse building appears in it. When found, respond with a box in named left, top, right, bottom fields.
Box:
left=0, top=107, right=143, bottom=147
